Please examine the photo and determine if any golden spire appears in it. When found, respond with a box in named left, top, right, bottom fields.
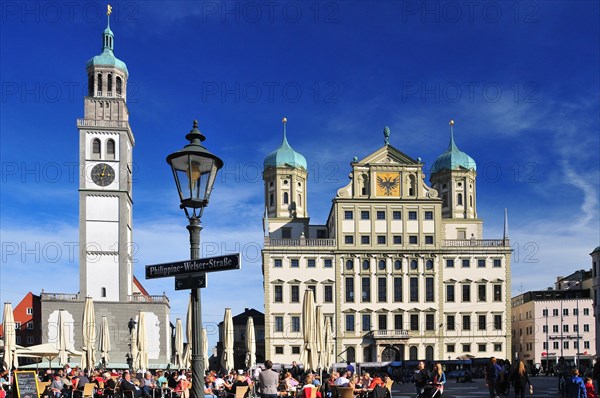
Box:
left=107, top=4, right=112, bottom=15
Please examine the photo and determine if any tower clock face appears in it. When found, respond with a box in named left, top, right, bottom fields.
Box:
left=91, top=163, right=116, bottom=187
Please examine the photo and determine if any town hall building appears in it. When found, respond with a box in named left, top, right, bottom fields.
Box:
left=262, top=120, right=513, bottom=364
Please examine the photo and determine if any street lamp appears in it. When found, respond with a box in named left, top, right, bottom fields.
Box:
left=167, top=120, right=223, bottom=398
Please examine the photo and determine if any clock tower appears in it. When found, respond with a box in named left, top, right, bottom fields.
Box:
left=78, top=17, right=134, bottom=302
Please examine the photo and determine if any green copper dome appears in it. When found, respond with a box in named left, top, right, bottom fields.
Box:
left=85, top=22, right=128, bottom=76
left=592, top=246, right=600, bottom=254
left=430, top=122, right=476, bottom=174
left=264, top=120, right=307, bottom=170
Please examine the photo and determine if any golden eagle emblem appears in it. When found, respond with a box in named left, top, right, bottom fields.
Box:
left=377, top=175, right=400, bottom=196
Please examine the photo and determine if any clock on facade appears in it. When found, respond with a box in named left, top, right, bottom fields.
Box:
left=91, top=163, right=116, bottom=187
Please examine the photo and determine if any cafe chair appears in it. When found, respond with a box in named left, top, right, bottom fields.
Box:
left=73, top=383, right=96, bottom=398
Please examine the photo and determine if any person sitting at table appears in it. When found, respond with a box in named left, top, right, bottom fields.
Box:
left=224, top=373, right=249, bottom=397
left=121, top=372, right=143, bottom=398
left=334, top=372, right=350, bottom=387
left=367, top=374, right=384, bottom=390
left=360, top=374, right=371, bottom=390
left=204, top=375, right=218, bottom=398
left=51, top=373, right=66, bottom=398
left=283, top=372, right=299, bottom=391
left=300, top=375, right=321, bottom=398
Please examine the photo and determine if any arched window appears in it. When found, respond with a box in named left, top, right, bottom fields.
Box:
left=88, top=74, right=94, bottom=96
left=297, top=194, right=301, bottom=204
left=283, top=192, right=289, bottom=204
left=346, top=347, right=356, bottom=362
left=425, top=260, right=434, bottom=271
left=97, top=73, right=103, bottom=95
left=116, top=76, right=122, bottom=96
left=394, top=260, right=402, bottom=271
left=107, top=74, right=113, bottom=94
left=106, top=139, right=115, bottom=159
left=425, top=345, right=434, bottom=361
left=381, top=346, right=399, bottom=362
left=378, top=260, right=386, bottom=271
left=101, top=287, right=106, bottom=298
left=457, top=193, right=463, bottom=206
left=92, top=138, right=101, bottom=159
left=410, top=259, right=418, bottom=270
left=363, top=346, right=373, bottom=363
left=409, top=346, right=418, bottom=360
left=346, top=260, right=354, bottom=270
left=362, top=260, right=370, bottom=271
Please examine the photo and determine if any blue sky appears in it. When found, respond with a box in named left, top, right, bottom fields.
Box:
left=1, top=1, right=599, bottom=350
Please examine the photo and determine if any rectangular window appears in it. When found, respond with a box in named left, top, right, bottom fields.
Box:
left=542, top=325, right=548, bottom=333
left=447, top=315, right=455, bottom=331
left=446, top=285, right=455, bottom=302
left=410, top=277, right=419, bottom=302
left=307, top=259, right=316, bottom=268
left=26, top=322, right=34, bottom=330
left=478, top=344, right=486, bottom=352
left=447, top=344, right=455, bottom=353
left=542, top=309, right=548, bottom=316
left=345, top=235, right=354, bottom=244
left=425, top=235, right=434, bottom=244
left=563, top=324, right=569, bottom=332
left=378, top=277, right=387, bottom=302
left=392, top=211, right=401, bottom=220
left=584, top=324, right=590, bottom=332
left=494, top=343, right=502, bottom=352
left=584, top=308, right=590, bottom=315
left=291, top=259, right=299, bottom=267
left=462, top=284, right=471, bottom=302
left=478, top=285, right=486, bottom=301
left=274, top=259, right=282, bottom=268
left=424, top=211, right=433, bottom=220
left=408, top=211, right=417, bottom=220
left=394, top=314, right=403, bottom=330
left=446, top=259, right=454, bottom=268
left=361, top=235, right=370, bottom=244
left=317, top=229, right=326, bottom=238
left=291, top=285, right=300, bottom=303
left=553, top=309, right=559, bottom=316
left=362, top=314, right=371, bottom=332
left=345, top=277, right=354, bottom=302
left=564, top=341, right=569, bottom=349
left=574, top=324, right=579, bottom=332
left=26, top=308, right=33, bottom=315
left=462, top=259, right=470, bottom=268
left=275, top=346, right=284, bottom=354
left=462, top=343, right=471, bottom=352
left=585, top=341, right=591, bottom=349
left=553, top=325, right=559, bottom=333
left=14, top=322, right=21, bottom=330
left=361, top=277, right=371, bottom=302
left=494, top=315, right=502, bottom=330
left=393, top=236, right=402, bottom=244
left=477, top=259, right=486, bottom=268
left=282, top=228, right=292, bottom=239
left=393, top=277, right=403, bottom=302
left=410, top=314, right=419, bottom=331
left=462, top=315, right=471, bottom=330
left=291, top=346, right=300, bottom=355
left=493, top=259, right=502, bottom=268
left=425, top=278, right=434, bottom=302
left=563, top=308, right=569, bottom=316
left=291, top=316, right=300, bottom=332
left=478, top=315, right=486, bottom=330
left=493, top=285, right=502, bottom=302
left=378, top=314, right=387, bottom=330
left=376, top=211, right=386, bottom=220
left=26, top=336, right=34, bottom=344
left=425, top=314, right=434, bottom=331
left=344, top=210, right=353, bottom=219
left=324, top=285, right=333, bottom=303
left=274, top=285, right=283, bottom=302
left=275, top=316, right=284, bottom=332
left=553, top=342, right=559, bottom=349
left=361, top=211, right=370, bottom=220
left=377, top=235, right=386, bottom=244
left=324, top=259, right=333, bottom=268
left=15, top=336, right=21, bottom=344
left=345, top=314, right=355, bottom=332
left=409, top=235, right=418, bottom=244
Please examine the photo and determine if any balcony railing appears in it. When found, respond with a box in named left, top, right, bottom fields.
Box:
left=266, top=238, right=336, bottom=247
left=41, top=293, right=80, bottom=301
left=368, top=329, right=410, bottom=339
left=442, top=239, right=510, bottom=247
left=77, top=119, right=129, bottom=128
left=127, top=295, right=169, bottom=304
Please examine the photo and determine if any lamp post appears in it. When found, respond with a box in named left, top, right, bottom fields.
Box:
left=167, top=120, right=223, bottom=398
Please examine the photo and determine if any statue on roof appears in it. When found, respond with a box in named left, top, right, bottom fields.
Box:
left=383, top=126, right=391, bottom=145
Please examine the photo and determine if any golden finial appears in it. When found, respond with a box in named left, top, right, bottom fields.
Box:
left=107, top=4, right=112, bottom=15
left=282, top=117, right=287, bottom=124
left=449, top=119, right=454, bottom=126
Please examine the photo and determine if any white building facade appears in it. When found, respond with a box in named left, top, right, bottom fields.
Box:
left=262, top=121, right=512, bottom=365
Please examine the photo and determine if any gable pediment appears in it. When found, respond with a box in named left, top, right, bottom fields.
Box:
left=357, top=145, right=420, bottom=166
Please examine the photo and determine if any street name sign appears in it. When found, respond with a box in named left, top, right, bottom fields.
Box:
left=145, top=253, right=240, bottom=279
left=175, top=273, right=207, bottom=290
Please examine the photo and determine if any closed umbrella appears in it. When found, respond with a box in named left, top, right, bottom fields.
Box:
left=221, top=308, right=234, bottom=372
left=98, top=316, right=111, bottom=366
left=81, top=297, right=96, bottom=371
left=245, top=317, right=256, bottom=370
left=323, top=317, right=333, bottom=371
left=299, top=290, right=318, bottom=371
left=57, top=310, right=69, bottom=366
left=315, top=306, right=324, bottom=371
left=130, top=318, right=138, bottom=370
left=2, top=302, right=18, bottom=371
left=183, top=295, right=192, bottom=369
left=202, top=328, right=209, bottom=372
left=136, top=311, right=148, bottom=371
left=174, top=318, right=184, bottom=369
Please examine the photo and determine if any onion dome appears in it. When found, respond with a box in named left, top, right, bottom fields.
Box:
left=264, top=118, right=307, bottom=170
left=86, top=18, right=128, bottom=76
left=430, top=120, right=476, bottom=174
